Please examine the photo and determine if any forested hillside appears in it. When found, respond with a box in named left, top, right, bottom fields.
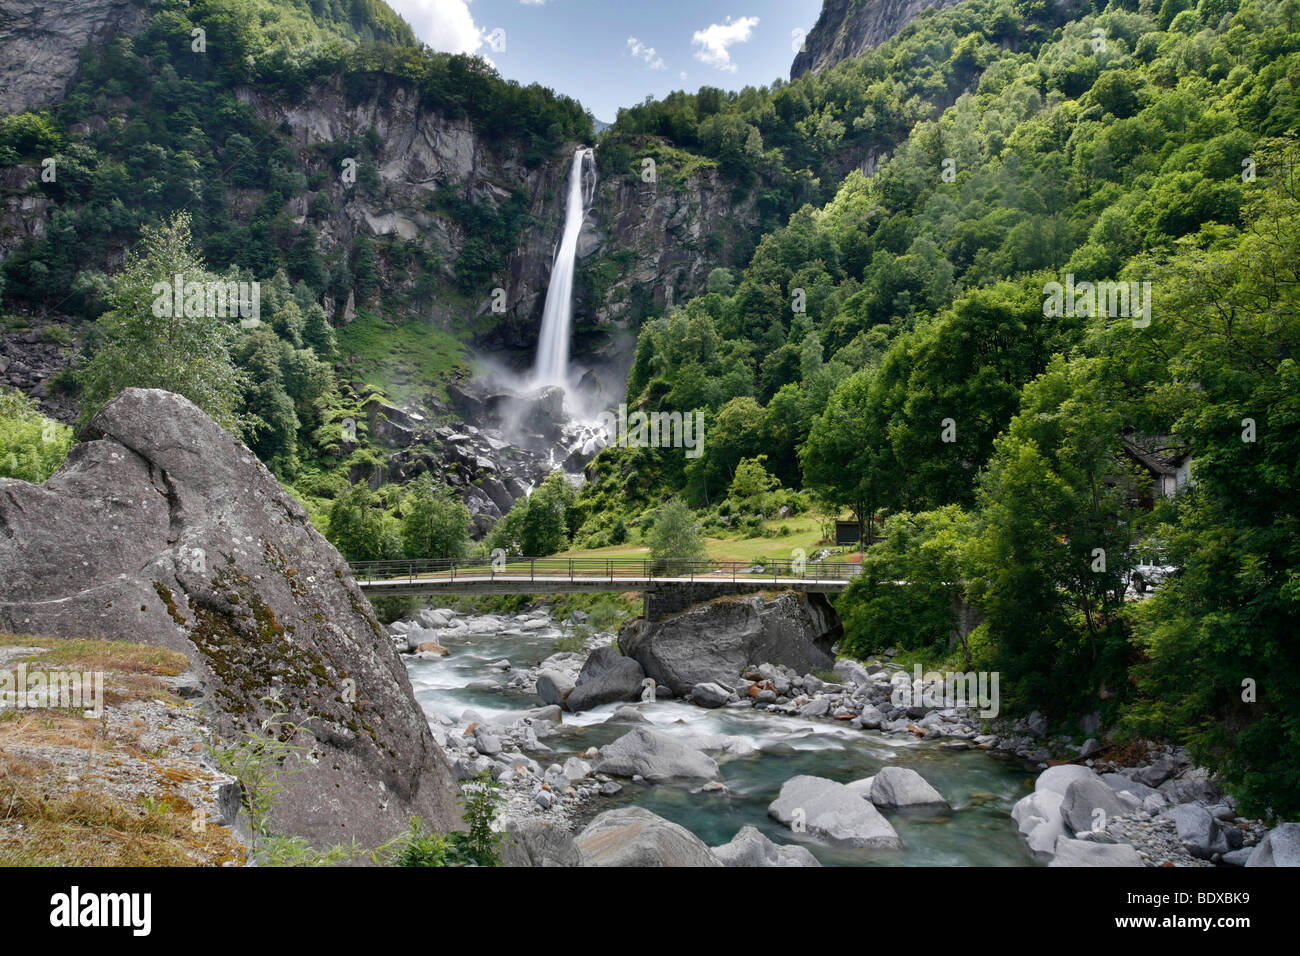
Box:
left=580, top=0, right=1300, bottom=814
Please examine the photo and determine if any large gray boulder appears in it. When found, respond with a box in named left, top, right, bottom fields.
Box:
left=1246, top=822, right=1300, bottom=867
left=768, top=775, right=902, bottom=849
left=592, top=727, right=720, bottom=783
left=618, top=592, right=840, bottom=695
left=869, top=766, right=950, bottom=811
left=0, top=389, right=459, bottom=847
left=1061, top=776, right=1130, bottom=835
left=1168, top=803, right=1219, bottom=860
left=1049, top=837, right=1145, bottom=867
left=535, top=669, right=575, bottom=706
left=564, top=646, right=645, bottom=713
left=500, top=819, right=581, bottom=867
left=576, top=807, right=721, bottom=867
left=690, top=681, right=732, bottom=708
left=1035, top=764, right=1101, bottom=797
left=712, top=826, right=821, bottom=867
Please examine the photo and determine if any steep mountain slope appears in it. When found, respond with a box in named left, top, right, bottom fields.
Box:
left=0, top=0, right=146, bottom=114
left=791, top=0, right=962, bottom=78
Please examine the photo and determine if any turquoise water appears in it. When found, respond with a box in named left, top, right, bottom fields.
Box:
left=406, top=619, right=1039, bottom=866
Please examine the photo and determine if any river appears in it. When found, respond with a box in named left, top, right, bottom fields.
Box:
left=403, top=610, right=1039, bottom=866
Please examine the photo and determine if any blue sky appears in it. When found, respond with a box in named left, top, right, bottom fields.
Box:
left=385, top=0, right=825, bottom=122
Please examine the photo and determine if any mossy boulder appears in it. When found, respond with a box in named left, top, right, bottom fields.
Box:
left=0, top=388, right=459, bottom=848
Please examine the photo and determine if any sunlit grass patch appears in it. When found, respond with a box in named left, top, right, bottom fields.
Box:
left=0, top=752, right=244, bottom=867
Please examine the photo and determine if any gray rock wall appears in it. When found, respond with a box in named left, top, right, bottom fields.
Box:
left=0, top=0, right=146, bottom=115
left=791, top=0, right=961, bottom=79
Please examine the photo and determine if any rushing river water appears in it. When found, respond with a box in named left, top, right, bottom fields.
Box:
left=405, top=615, right=1040, bottom=866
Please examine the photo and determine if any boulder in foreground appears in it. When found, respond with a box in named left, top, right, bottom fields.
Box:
left=0, top=388, right=459, bottom=848
left=576, top=807, right=721, bottom=867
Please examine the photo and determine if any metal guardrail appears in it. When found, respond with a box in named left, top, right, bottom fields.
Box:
left=348, top=555, right=862, bottom=586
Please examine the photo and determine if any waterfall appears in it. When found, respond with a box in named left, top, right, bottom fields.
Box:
left=532, top=146, right=595, bottom=390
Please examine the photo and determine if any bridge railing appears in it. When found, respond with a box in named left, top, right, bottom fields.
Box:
left=348, top=554, right=862, bottom=585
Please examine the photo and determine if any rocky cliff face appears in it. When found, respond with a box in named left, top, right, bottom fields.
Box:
left=241, top=77, right=752, bottom=364
left=0, top=0, right=146, bottom=115
left=0, top=388, right=461, bottom=847
left=791, top=0, right=961, bottom=78
left=582, top=165, right=757, bottom=346
left=0, top=65, right=749, bottom=374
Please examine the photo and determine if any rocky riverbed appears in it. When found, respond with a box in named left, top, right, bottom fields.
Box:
left=393, top=601, right=1299, bottom=867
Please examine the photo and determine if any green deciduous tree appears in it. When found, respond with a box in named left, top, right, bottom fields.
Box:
left=78, top=212, right=246, bottom=432
left=646, top=498, right=708, bottom=570
left=401, top=473, right=471, bottom=560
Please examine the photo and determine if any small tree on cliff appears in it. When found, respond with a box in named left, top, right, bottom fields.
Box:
left=78, top=212, right=246, bottom=432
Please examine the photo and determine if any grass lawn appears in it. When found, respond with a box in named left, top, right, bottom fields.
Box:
left=555, top=512, right=855, bottom=565
left=337, top=311, right=469, bottom=406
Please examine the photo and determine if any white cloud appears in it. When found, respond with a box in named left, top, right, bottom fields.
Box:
left=691, top=15, right=759, bottom=73
left=388, top=0, right=484, bottom=55
left=627, top=36, right=666, bottom=70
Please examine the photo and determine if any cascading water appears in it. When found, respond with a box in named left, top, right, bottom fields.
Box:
left=532, top=146, right=595, bottom=391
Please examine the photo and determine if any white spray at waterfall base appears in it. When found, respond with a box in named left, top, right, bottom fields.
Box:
left=532, top=146, right=596, bottom=393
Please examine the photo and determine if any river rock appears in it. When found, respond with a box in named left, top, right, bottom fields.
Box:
left=832, top=659, right=871, bottom=687
left=1011, top=789, right=1068, bottom=863
left=1133, top=755, right=1181, bottom=787
left=868, top=766, right=950, bottom=811
left=768, top=775, right=902, bottom=849
left=1061, top=776, right=1129, bottom=835
left=618, top=592, right=840, bottom=695
left=845, top=775, right=875, bottom=798
left=1101, top=773, right=1162, bottom=802
left=418, top=608, right=452, bottom=629
left=1158, top=767, right=1222, bottom=806
left=1035, top=764, right=1101, bottom=797
left=691, top=681, right=732, bottom=708
left=712, top=826, right=821, bottom=867
left=1049, top=837, right=1145, bottom=867
left=1246, top=822, right=1300, bottom=866
left=536, top=669, right=575, bottom=706
left=800, top=697, right=831, bottom=717
left=576, top=807, right=722, bottom=867
left=501, top=819, right=581, bottom=867
left=606, top=704, right=651, bottom=724
left=0, top=388, right=459, bottom=847
left=592, top=727, right=721, bottom=783
left=1168, top=803, right=1219, bottom=859
left=564, top=646, right=645, bottom=713
left=562, top=756, right=591, bottom=785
